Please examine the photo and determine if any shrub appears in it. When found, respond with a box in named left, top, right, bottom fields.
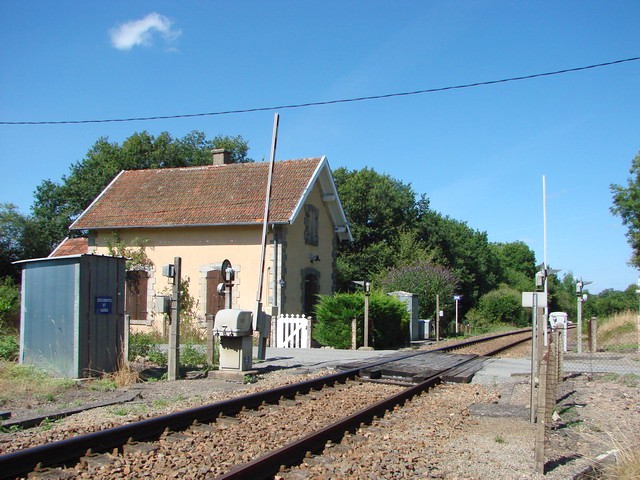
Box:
left=128, top=332, right=156, bottom=360
left=0, top=334, right=19, bottom=361
left=313, top=292, right=409, bottom=349
left=0, top=277, right=20, bottom=331
left=180, top=344, right=208, bottom=367
left=476, top=285, right=526, bottom=326
left=377, top=259, right=458, bottom=321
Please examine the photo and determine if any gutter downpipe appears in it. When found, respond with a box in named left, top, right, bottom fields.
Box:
left=256, top=113, right=279, bottom=360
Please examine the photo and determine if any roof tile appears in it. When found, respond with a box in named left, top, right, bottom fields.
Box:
left=72, top=158, right=322, bottom=230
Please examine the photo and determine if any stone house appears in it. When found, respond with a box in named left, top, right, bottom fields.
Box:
left=69, top=152, right=352, bottom=329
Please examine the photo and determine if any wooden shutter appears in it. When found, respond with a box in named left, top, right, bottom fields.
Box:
left=206, top=269, right=225, bottom=317
left=125, top=271, right=148, bottom=320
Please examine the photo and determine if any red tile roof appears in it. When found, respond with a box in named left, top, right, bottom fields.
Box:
left=71, top=158, right=323, bottom=230
left=49, top=237, right=89, bottom=257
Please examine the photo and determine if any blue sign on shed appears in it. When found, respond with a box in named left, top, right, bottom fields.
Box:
left=96, top=296, right=113, bottom=314
left=15, top=254, right=126, bottom=378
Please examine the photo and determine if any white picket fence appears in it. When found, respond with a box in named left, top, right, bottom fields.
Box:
left=271, top=314, right=312, bottom=348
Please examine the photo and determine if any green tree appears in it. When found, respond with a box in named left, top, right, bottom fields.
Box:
left=419, top=211, right=500, bottom=312
left=31, top=131, right=252, bottom=252
left=491, top=241, right=537, bottom=291
left=1, top=203, right=49, bottom=280
left=0, top=277, right=20, bottom=331
left=333, top=167, right=430, bottom=287
left=584, top=285, right=637, bottom=318
left=611, top=151, right=640, bottom=268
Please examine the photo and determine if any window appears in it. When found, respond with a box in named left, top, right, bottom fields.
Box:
left=125, top=270, right=148, bottom=320
left=304, top=204, right=319, bottom=246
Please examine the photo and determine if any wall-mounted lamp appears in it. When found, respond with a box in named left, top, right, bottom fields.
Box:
left=310, top=254, right=320, bottom=263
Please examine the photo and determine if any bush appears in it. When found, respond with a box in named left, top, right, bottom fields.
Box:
left=0, top=334, right=19, bottom=361
left=313, top=292, right=409, bottom=349
left=0, top=277, right=20, bottom=331
left=377, top=260, right=458, bottom=320
left=180, top=344, right=208, bottom=367
left=476, top=285, right=526, bottom=326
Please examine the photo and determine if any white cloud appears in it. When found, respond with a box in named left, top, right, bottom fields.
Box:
left=110, top=12, right=181, bottom=51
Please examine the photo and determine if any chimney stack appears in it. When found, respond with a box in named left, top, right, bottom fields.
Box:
left=211, top=148, right=232, bottom=165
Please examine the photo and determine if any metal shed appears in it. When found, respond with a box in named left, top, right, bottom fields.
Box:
left=16, top=254, right=126, bottom=378
left=387, top=291, right=420, bottom=341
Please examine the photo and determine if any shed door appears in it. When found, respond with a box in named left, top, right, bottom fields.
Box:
left=206, top=269, right=225, bottom=318
left=125, top=271, right=148, bottom=320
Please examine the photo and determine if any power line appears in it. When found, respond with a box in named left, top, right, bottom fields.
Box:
left=2, top=56, right=639, bottom=126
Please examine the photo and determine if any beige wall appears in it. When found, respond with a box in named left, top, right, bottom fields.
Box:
left=281, top=186, right=337, bottom=314
left=91, top=181, right=340, bottom=330
left=93, top=226, right=263, bottom=327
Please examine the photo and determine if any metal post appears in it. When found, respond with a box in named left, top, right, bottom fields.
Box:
left=256, top=113, right=279, bottom=361
left=530, top=293, right=538, bottom=423
left=435, top=294, right=440, bottom=342
left=454, top=295, right=461, bottom=335
left=363, top=281, right=371, bottom=348
left=168, top=257, right=181, bottom=381
left=636, top=278, right=640, bottom=354
left=576, top=289, right=583, bottom=354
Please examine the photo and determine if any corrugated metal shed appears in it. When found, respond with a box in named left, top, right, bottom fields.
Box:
left=16, top=254, right=126, bottom=378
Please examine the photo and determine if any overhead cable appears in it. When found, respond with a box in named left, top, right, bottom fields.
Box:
left=2, top=55, right=639, bottom=126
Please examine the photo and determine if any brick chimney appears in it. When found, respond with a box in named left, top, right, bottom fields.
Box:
left=211, top=148, right=232, bottom=165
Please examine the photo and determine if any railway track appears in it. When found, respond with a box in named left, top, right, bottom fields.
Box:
left=0, top=329, right=530, bottom=479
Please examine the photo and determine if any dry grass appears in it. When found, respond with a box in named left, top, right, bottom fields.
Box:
left=602, top=432, right=640, bottom=479
left=598, top=311, right=639, bottom=350
left=107, top=359, right=141, bottom=388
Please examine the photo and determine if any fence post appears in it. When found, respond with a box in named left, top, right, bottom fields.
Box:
left=352, top=318, right=357, bottom=350
left=589, top=317, right=598, bottom=353
left=124, top=314, right=130, bottom=364
left=206, top=314, right=214, bottom=365
left=535, top=350, right=549, bottom=474
left=306, top=316, right=312, bottom=349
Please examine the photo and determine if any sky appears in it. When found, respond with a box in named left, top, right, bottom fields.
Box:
left=1, top=1, right=639, bottom=294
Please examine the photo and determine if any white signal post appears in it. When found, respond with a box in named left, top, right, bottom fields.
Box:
left=454, top=295, right=462, bottom=335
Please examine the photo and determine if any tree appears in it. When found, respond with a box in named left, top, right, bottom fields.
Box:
left=333, top=167, right=430, bottom=287
left=491, top=241, right=537, bottom=291
left=418, top=211, right=500, bottom=312
left=31, top=131, right=252, bottom=252
left=611, top=151, right=640, bottom=268
left=0, top=203, right=49, bottom=280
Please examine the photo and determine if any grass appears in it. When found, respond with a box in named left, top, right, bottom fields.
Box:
left=598, top=311, right=639, bottom=350
left=596, top=373, right=639, bottom=388
left=0, top=361, right=77, bottom=404
left=602, top=432, right=640, bottom=479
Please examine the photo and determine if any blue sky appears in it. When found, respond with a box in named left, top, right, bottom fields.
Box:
left=1, top=1, right=639, bottom=293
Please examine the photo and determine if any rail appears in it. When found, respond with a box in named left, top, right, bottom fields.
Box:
left=0, top=328, right=531, bottom=479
